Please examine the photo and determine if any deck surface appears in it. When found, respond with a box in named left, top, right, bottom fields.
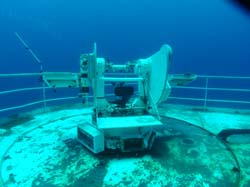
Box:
left=0, top=104, right=249, bottom=187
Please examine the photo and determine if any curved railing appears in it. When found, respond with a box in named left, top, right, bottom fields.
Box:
left=168, top=75, right=250, bottom=110
left=0, top=73, right=250, bottom=115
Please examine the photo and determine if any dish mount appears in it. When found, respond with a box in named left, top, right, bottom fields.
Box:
left=43, top=44, right=196, bottom=153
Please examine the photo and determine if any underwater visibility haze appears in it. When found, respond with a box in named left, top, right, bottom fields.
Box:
left=0, top=0, right=250, bottom=111
left=0, top=0, right=250, bottom=187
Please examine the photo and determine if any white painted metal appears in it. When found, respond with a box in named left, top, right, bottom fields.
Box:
left=148, top=45, right=172, bottom=105
left=98, top=115, right=162, bottom=129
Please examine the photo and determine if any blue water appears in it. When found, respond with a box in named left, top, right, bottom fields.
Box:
left=0, top=0, right=250, bottom=115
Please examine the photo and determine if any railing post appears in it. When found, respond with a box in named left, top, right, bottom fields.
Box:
left=42, top=82, right=47, bottom=112
left=203, top=77, right=209, bottom=111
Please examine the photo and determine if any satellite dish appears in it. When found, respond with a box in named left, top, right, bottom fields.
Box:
left=148, top=45, right=172, bottom=105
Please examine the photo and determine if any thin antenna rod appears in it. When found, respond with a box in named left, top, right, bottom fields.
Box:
left=14, top=32, right=47, bottom=110
left=14, top=32, right=42, bottom=66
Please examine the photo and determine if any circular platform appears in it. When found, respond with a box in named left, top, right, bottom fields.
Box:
left=0, top=109, right=240, bottom=187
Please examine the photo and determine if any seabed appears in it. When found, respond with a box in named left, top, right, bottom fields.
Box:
left=0, top=104, right=250, bottom=187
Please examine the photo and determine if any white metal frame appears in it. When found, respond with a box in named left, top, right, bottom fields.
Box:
left=0, top=74, right=250, bottom=114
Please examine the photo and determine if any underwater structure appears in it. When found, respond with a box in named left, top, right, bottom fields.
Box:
left=0, top=41, right=250, bottom=187
left=43, top=44, right=196, bottom=153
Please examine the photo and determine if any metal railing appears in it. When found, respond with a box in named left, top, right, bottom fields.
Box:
left=0, top=73, right=250, bottom=114
left=168, top=75, right=250, bottom=110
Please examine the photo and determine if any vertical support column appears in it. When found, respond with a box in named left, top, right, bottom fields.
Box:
left=134, top=59, right=149, bottom=109
left=95, top=58, right=106, bottom=110
left=203, top=77, right=209, bottom=111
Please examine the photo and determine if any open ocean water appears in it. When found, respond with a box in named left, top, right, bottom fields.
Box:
left=0, top=0, right=250, bottom=115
